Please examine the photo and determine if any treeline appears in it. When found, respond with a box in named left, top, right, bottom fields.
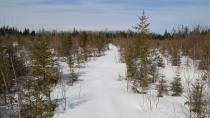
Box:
left=151, top=25, right=210, bottom=69
left=0, top=26, right=35, bottom=36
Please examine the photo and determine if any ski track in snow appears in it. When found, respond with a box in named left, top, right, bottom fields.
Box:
left=52, top=44, right=189, bottom=118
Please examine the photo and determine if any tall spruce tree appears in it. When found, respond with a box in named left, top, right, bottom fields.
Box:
left=126, top=9, right=151, bottom=93
left=25, top=36, right=57, bottom=117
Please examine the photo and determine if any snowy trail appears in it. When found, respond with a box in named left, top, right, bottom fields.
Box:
left=53, top=44, right=143, bottom=118
left=53, top=44, right=188, bottom=118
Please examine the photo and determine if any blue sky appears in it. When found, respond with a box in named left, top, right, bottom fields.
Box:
left=0, top=0, right=209, bottom=33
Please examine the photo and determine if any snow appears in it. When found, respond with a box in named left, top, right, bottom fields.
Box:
left=52, top=44, right=191, bottom=118
left=160, top=55, right=207, bottom=93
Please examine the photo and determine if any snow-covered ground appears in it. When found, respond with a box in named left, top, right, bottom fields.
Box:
left=52, top=44, right=195, bottom=118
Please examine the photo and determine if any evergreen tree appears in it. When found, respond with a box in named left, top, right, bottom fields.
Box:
left=156, top=76, right=168, bottom=97
left=187, top=79, right=206, bottom=118
left=170, top=74, right=183, bottom=96
left=136, top=10, right=150, bottom=92
left=163, top=29, right=171, bottom=39
left=134, top=9, right=150, bottom=34
left=31, top=37, right=56, bottom=85
left=25, top=36, right=58, bottom=117
left=126, top=9, right=151, bottom=93
left=59, top=35, right=77, bottom=86
left=23, top=28, right=30, bottom=35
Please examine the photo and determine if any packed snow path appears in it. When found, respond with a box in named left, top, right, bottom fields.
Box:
left=53, top=44, right=188, bottom=118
